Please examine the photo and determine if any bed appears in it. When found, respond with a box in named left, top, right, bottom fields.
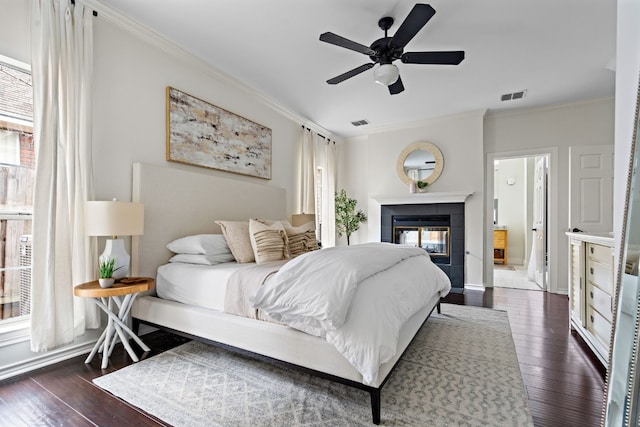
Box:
left=129, top=163, right=451, bottom=424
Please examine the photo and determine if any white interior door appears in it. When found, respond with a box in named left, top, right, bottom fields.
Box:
left=569, top=145, right=614, bottom=233
left=533, top=156, right=548, bottom=289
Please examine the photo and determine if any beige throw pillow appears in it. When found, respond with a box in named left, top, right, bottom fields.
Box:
left=249, top=219, right=289, bottom=264
left=283, top=221, right=318, bottom=257
left=215, top=220, right=254, bottom=263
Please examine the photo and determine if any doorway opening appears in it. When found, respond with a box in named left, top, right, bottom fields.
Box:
left=492, top=154, right=549, bottom=291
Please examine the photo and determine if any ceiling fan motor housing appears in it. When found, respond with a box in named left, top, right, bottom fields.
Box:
left=370, top=37, right=404, bottom=64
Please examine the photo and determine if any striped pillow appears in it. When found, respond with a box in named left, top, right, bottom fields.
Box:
left=249, top=219, right=289, bottom=264
left=283, top=221, right=318, bottom=257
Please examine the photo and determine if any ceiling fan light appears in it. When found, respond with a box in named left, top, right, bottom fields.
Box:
left=373, top=64, right=399, bottom=86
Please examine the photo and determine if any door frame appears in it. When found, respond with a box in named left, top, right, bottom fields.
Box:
left=485, top=147, right=560, bottom=293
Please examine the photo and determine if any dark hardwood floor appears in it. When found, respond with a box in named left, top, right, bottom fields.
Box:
left=0, top=287, right=605, bottom=426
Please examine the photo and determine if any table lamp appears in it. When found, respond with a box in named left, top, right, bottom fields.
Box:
left=291, top=213, right=315, bottom=227
left=85, top=199, right=144, bottom=280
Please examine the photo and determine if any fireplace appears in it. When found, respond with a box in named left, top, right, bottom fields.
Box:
left=381, top=203, right=464, bottom=293
left=392, top=215, right=450, bottom=263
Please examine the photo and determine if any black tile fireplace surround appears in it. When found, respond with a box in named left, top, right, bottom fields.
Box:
left=381, top=203, right=465, bottom=293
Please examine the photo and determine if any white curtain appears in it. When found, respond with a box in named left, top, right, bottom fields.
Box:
left=298, top=127, right=316, bottom=215
left=320, top=140, right=336, bottom=247
left=30, top=0, right=98, bottom=351
left=297, top=127, right=337, bottom=248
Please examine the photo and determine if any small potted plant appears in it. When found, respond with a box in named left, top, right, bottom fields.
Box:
left=416, top=181, right=429, bottom=192
left=98, top=257, right=116, bottom=288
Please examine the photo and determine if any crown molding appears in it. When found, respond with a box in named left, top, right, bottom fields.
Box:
left=349, top=109, right=487, bottom=138
left=485, top=96, right=614, bottom=120
left=85, top=0, right=336, bottom=139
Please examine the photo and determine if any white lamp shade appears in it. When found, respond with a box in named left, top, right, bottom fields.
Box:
left=373, top=64, right=400, bottom=86
left=85, top=201, right=144, bottom=237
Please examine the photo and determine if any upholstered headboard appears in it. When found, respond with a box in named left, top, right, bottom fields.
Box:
left=131, top=162, right=287, bottom=277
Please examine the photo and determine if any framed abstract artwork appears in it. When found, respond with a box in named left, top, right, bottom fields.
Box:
left=166, top=87, right=272, bottom=179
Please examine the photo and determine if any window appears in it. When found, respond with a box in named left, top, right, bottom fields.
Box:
left=0, top=130, right=20, bottom=165
left=0, top=55, right=34, bottom=327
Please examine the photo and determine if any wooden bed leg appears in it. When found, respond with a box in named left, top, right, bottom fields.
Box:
left=370, top=388, right=381, bottom=425
left=437, top=301, right=441, bottom=314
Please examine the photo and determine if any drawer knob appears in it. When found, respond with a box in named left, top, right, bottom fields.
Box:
left=590, top=291, right=594, bottom=298
left=591, top=247, right=594, bottom=254
left=590, top=267, right=594, bottom=275
left=591, top=315, right=594, bottom=323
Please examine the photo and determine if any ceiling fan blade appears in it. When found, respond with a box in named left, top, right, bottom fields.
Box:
left=390, top=4, right=436, bottom=49
left=320, top=32, right=376, bottom=56
left=327, top=63, right=375, bottom=85
left=388, top=76, right=405, bottom=95
left=401, top=51, right=465, bottom=65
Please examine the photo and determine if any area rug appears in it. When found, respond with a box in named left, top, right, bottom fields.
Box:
left=93, top=304, right=533, bottom=426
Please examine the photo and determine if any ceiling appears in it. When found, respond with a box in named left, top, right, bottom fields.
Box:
left=96, top=0, right=617, bottom=138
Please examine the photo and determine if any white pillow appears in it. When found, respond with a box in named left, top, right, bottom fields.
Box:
left=249, top=219, right=289, bottom=264
left=166, top=234, right=231, bottom=256
left=168, top=253, right=235, bottom=265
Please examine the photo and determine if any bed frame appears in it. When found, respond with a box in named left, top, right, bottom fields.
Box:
left=129, top=162, right=440, bottom=424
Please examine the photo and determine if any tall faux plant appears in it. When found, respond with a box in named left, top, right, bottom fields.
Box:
left=335, top=189, right=367, bottom=245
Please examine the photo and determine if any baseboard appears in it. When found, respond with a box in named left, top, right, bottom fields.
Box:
left=0, top=329, right=102, bottom=382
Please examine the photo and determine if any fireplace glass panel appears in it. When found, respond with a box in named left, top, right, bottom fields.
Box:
left=393, top=226, right=450, bottom=257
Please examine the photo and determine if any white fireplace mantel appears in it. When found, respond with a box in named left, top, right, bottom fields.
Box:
left=372, top=192, right=474, bottom=205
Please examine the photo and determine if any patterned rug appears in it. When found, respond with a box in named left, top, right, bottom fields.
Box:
left=93, top=304, right=533, bottom=426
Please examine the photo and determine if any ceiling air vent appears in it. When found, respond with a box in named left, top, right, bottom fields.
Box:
left=500, top=90, right=527, bottom=102
left=351, top=119, right=369, bottom=127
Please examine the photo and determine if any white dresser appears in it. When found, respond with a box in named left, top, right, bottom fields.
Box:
left=566, top=232, right=615, bottom=366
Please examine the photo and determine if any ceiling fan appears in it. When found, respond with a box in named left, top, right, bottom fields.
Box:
left=319, top=3, right=465, bottom=95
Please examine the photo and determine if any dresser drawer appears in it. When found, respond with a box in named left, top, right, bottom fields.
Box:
left=589, top=283, right=612, bottom=322
left=587, top=243, right=613, bottom=265
left=587, top=260, right=613, bottom=295
left=587, top=305, right=611, bottom=350
left=493, top=230, right=506, bottom=248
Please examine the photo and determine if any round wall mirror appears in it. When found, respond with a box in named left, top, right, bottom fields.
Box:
left=396, top=141, right=444, bottom=186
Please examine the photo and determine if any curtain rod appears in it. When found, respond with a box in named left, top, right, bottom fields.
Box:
left=301, top=125, right=326, bottom=140
left=70, top=0, right=98, bottom=16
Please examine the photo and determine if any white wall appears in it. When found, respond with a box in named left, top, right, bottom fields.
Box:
left=0, top=0, right=307, bottom=376
left=485, top=98, right=614, bottom=293
left=91, top=10, right=301, bottom=214
left=338, top=111, right=485, bottom=286
left=495, top=158, right=527, bottom=265
left=0, top=1, right=303, bottom=214
left=0, top=1, right=30, bottom=65
left=339, top=100, right=614, bottom=290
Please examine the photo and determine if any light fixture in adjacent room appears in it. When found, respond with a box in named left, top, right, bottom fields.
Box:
left=85, top=199, right=144, bottom=280
left=373, top=63, right=399, bottom=86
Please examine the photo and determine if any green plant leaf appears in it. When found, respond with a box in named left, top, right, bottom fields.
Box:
left=335, top=189, right=367, bottom=245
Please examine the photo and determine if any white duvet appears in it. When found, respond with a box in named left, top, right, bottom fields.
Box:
left=251, top=242, right=451, bottom=384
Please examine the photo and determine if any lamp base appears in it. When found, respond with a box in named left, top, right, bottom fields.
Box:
left=100, top=238, right=130, bottom=280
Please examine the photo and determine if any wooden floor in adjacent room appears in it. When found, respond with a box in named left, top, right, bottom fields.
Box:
left=0, top=287, right=605, bottom=427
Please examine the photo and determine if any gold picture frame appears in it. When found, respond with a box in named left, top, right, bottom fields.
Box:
left=166, top=87, right=272, bottom=179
